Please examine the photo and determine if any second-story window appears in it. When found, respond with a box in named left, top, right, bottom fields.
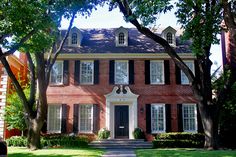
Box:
left=50, top=61, right=63, bottom=85
left=72, top=33, right=78, bottom=45
left=118, top=32, right=125, bottom=45
left=167, top=32, right=173, bottom=44
left=150, top=61, right=164, bottom=84
left=181, top=61, right=194, bottom=84
left=115, top=60, right=128, bottom=84
left=80, top=61, right=94, bottom=84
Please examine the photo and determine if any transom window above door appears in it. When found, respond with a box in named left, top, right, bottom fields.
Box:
left=80, top=61, right=94, bottom=84
left=115, top=60, right=129, bottom=84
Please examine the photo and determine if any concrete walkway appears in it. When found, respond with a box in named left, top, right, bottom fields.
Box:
left=102, top=149, right=136, bottom=157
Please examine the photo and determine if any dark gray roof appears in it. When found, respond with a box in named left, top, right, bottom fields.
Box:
left=61, top=28, right=192, bottom=54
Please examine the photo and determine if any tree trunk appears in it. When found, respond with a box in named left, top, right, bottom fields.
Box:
left=27, top=119, right=42, bottom=150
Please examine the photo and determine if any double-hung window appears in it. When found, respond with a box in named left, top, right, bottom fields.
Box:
left=150, top=61, right=164, bottom=84
left=182, top=104, right=197, bottom=132
left=80, top=61, right=94, bottom=84
left=72, top=33, right=78, bottom=45
left=47, top=105, right=62, bottom=133
left=151, top=104, right=166, bottom=133
left=118, top=32, right=125, bottom=45
left=181, top=61, right=194, bottom=84
left=115, top=60, right=128, bottom=84
left=79, top=105, right=93, bottom=133
left=50, top=61, right=63, bottom=85
left=167, top=32, right=173, bottom=44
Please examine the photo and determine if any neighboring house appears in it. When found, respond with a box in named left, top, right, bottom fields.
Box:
left=0, top=53, right=28, bottom=139
left=46, top=26, right=203, bottom=140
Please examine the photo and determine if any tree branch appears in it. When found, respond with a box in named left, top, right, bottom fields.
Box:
left=116, top=0, right=195, bottom=84
left=223, top=0, right=236, bottom=29
left=0, top=48, right=32, bottom=116
left=26, top=52, right=36, bottom=106
left=45, top=11, right=77, bottom=85
left=0, top=29, right=37, bottom=59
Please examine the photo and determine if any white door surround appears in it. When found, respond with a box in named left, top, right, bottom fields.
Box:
left=104, top=85, right=139, bottom=139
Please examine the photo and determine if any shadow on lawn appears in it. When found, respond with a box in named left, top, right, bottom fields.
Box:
left=9, top=153, right=98, bottom=157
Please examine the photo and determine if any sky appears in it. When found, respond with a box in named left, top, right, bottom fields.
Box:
left=61, top=4, right=222, bottom=72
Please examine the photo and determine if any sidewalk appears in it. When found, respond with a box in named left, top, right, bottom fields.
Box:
left=101, top=149, right=136, bottom=157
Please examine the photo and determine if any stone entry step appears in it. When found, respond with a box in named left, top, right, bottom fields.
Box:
left=89, top=139, right=153, bottom=149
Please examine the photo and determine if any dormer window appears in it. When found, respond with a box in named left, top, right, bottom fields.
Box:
left=161, top=26, right=177, bottom=46
left=72, top=33, right=78, bottom=45
left=166, top=32, right=173, bottom=44
left=115, top=26, right=128, bottom=47
left=118, top=32, right=125, bottom=45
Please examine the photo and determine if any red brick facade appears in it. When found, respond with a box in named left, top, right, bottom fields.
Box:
left=47, top=58, right=198, bottom=141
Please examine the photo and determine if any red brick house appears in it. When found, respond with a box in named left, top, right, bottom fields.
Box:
left=46, top=26, right=203, bottom=140
left=0, top=53, right=28, bottom=139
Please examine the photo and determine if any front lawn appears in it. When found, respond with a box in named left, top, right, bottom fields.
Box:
left=136, top=148, right=236, bottom=157
left=8, top=147, right=104, bottom=157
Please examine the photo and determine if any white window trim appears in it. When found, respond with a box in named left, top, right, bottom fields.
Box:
left=181, top=60, right=195, bottom=85
left=151, top=103, right=166, bottom=134
left=47, top=104, right=62, bottom=133
left=71, top=33, right=78, bottom=45
left=79, top=60, right=94, bottom=85
left=50, top=61, right=64, bottom=85
left=150, top=60, right=165, bottom=85
left=166, top=32, right=173, bottom=44
left=115, top=60, right=129, bottom=85
left=182, top=103, right=198, bottom=133
left=79, top=104, right=93, bottom=133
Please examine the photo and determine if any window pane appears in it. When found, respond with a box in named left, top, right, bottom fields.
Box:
left=80, top=61, right=94, bottom=84
left=72, top=33, right=77, bottom=44
left=50, top=61, right=63, bottom=84
left=182, top=104, right=197, bottom=132
left=181, top=61, right=194, bottom=84
left=79, top=105, right=93, bottom=132
left=115, top=61, right=128, bottom=84
left=47, top=105, right=61, bottom=133
left=151, top=105, right=165, bottom=133
left=118, top=32, right=125, bottom=44
left=167, top=32, right=173, bottom=44
left=150, top=61, right=164, bottom=84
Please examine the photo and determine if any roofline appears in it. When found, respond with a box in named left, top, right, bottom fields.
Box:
left=47, top=53, right=195, bottom=60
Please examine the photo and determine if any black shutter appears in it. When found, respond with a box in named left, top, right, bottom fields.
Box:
left=175, top=64, right=181, bottom=84
left=145, top=60, right=150, bottom=84
left=73, top=104, right=79, bottom=134
left=94, top=60, right=99, bottom=84
left=93, top=104, right=100, bottom=133
left=74, top=60, right=80, bottom=85
left=197, top=104, right=204, bottom=133
left=63, top=60, right=69, bottom=85
left=146, top=104, right=151, bottom=134
left=109, top=60, right=115, bottom=84
left=61, top=104, right=67, bottom=133
left=177, top=104, right=183, bottom=132
left=164, top=60, right=170, bottom=85
left=165, top=104, right=171, bottom=132
left=129, top=60, right=134, bottom=84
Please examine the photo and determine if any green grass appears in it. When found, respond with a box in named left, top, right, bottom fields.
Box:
left=136, top=148, right=236, bottom=157
left=8, top=147, right=104, bottom=157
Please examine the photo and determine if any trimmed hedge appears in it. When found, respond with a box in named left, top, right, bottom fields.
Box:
left=6, top=134, right=89, bottom=148
left=153, top=132, right=204, bottom=148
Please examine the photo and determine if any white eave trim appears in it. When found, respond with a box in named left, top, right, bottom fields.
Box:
left=46, top=53, right=195, bottom=59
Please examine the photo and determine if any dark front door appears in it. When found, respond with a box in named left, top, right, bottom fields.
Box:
left=115, top=105, right=129, bottom=138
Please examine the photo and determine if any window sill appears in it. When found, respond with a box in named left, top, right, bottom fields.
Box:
left=79, top=131, right=93, bottom=134
left=49, top=84, right=65, bottom=87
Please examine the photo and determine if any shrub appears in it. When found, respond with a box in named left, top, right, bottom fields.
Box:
left=153, top=132, right=204, bottom=148
left=6, top=136, right=27, bottom=147
left=98, top=128, right=110, bottom=139
left=6, top=134, right=89, bottom=147
left=132, top=128, right=145, bottom=139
